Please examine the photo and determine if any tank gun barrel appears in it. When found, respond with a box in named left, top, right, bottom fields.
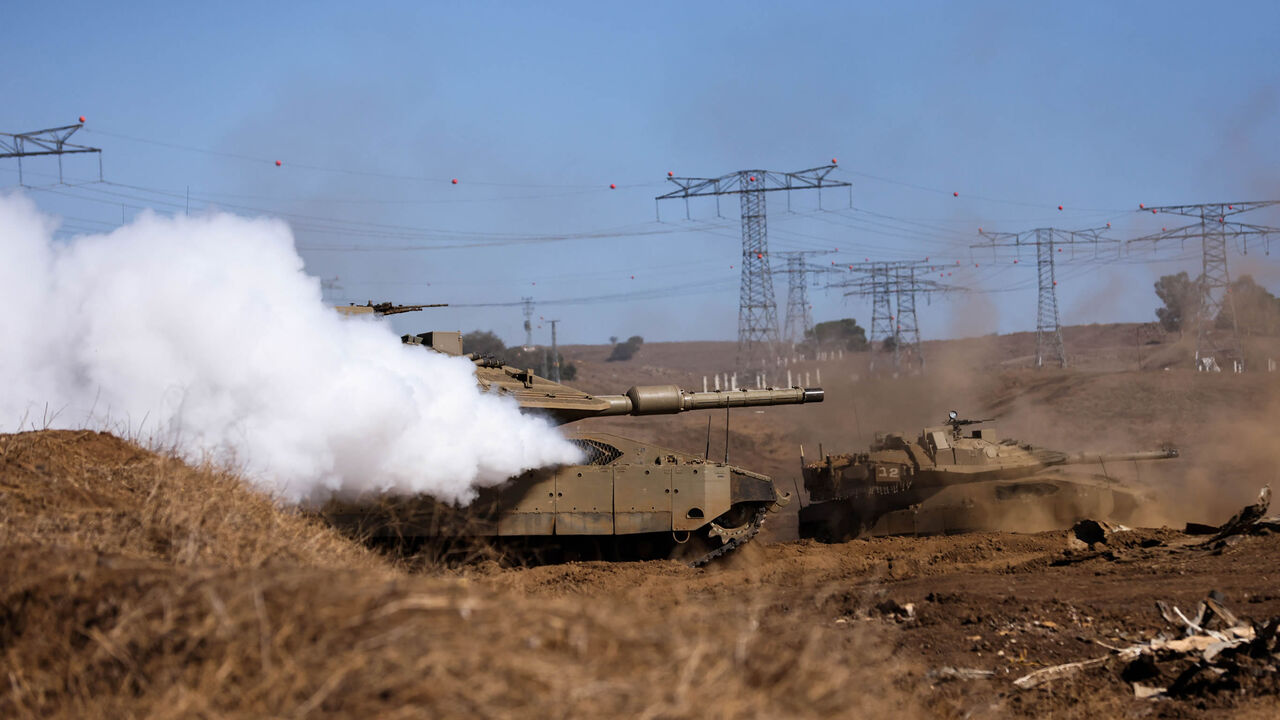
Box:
left=1057, top=448, right=1179, bottom=465
left=370, top=302, right=448, bottom=315
left=596, top=385, right=824, bottom=417
left=335, top=301, right=448, bottom=317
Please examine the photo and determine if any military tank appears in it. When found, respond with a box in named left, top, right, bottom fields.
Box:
left=797, top=411, right=1178, bottom=541
left=322, top=327, right=824, bottom=566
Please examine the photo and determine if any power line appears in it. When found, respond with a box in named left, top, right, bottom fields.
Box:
left=1128, top=202, right=1280, bottom=370
left=974, top=226, right=1117, bottom=368
left=656, top=164, right=851, bottom=373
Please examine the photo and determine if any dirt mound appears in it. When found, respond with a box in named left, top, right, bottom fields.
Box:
left=0, top=430, right=371, bottom=569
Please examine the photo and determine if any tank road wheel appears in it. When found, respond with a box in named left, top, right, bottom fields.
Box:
left=667, top=528, right=719, bottom=565
left=668, top=503, right=768, bottom=568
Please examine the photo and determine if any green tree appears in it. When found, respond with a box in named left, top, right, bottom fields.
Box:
left=607, top=335, right=644, bottom=362
left=1154, top=272, right=1200, bottom=333
left=806, top=318, right=869, bottom=352
left=1217, top=275, right=1280, bottom=336
left=461, top=330, right=506, bottom=357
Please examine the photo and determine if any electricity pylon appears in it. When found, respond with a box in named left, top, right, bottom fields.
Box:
left=775, top=249, right=837, bottom=344
left=830, top=260, right=959, bottom=372
left=657, top=165, right=850, bottom=373
left=974, top=227, right=1115, bottom=368
left=1128, top=202, right=1280, bottom=371
left=0, top=123, right=102, bottom=184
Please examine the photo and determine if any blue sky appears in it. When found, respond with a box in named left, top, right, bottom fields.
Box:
left=4, top=1, right=1279, bottom=347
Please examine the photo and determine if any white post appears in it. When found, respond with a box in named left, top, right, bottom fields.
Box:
left=731, top=373, right=737, bottom=391
left=703, top=375, right=708, bottom=392
left=787, top=369, right=793, bottom=387
left=805, top=372, right=811, bottom=386
left=816, top=368, right=822, bottom=384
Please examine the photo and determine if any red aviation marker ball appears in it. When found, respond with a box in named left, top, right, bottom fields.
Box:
left=749, top=176, right=756, bottom=182
left=953, top=192, right=959, bottom=197
left=78, top=116, right=85, bottom=123
left=831, top=158, right=837, bottom=164
left=275, top=160, right=282, bottom=166
left=630, top=275, right=635, bottom=279
left=1152, top=209, right=1158, bottom=214
left=668, top=171, right=674, bottom=177
left=1058, top=205, right=1063, bottom=211
left=610, top=184, right=616, bottom=189
left=1140, top=204, right=1146, bottom=209
left=451, top=179, right=458, bottom=184
left=757, top=253, right=763, bottom=259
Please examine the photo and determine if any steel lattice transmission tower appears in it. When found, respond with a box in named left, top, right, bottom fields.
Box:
left=521, top=297, right=535, bottom=349
left=0, top=123, right=102, bottom=184
left=830, top=260, right=959, bottom=372
left=1128, top=202, right=1280, bottom=370
left=657, top=165, right=850, bottom=372
left=975, top=227, right=1116, bottom=368
left=775, top=250, right=836, bottom=344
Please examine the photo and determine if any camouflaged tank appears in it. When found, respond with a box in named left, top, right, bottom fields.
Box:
left=797, top=411, right=1178, bottom=542
left=322, top=324, right=824, bottom=566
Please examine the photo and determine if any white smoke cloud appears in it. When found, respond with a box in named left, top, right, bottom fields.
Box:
left=0, top=193, right=582, bottom=504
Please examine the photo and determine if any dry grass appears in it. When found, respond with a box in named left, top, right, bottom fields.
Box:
left=0, top=430, right=376, bottom=569
left=0, top=430, right=916, bottom=718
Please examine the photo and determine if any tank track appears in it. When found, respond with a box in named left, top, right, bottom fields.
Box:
left=687, top=505, right=767, bottom=568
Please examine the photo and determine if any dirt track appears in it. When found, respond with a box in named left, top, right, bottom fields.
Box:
left=4, top=327, right=1280, bottom=718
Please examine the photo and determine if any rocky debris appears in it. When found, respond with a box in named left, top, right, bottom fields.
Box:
left=1070, top=518, right=1130, bottom=548
left=927, top=666, right=995, bottom=682
left=1011, top=592, right=1280, bottom=701
left=1202, top=485, right=1272, bottom=545
left=873, top=597, right=917, bottom=622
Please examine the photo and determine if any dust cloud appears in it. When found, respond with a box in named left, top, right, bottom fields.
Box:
left=0, top=193, right=581, bottom=504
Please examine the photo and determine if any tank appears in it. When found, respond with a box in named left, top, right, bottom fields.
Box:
left=797, top=411, right=1178, bottom=541
left=322, top=328, right=824, bottom=566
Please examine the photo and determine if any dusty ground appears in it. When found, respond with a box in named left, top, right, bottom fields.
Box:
left=3, top=326, right=1279, bottom=718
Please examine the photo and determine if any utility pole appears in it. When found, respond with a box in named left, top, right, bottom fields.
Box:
left=775, top=249, right=837, bottom=344
left=657, top=164, right=850, bottom=373
left=1128, top=202, right=1280, bottom=371
left=521, top=297, right=535, bottom=350
left=974, top=227, right=1115, bottom=369
left=0, top=123, right=102, bottom=185
left=549, top=319, right=561, bottom=383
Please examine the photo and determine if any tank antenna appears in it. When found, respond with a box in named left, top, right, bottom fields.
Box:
left=724, top=399, right=731, bottom=464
